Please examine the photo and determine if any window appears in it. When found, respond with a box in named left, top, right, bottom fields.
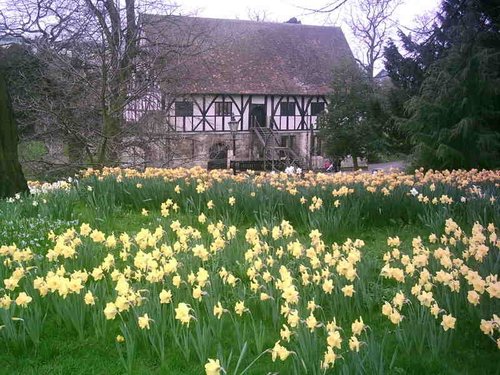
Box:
left=281, top=135, right=296, bottom=149
left=280, top=102, right=296, bottom=116
left=175, top=101, right=193, bottom=116
left=215, top=102, right=232, bottom=116
left=310, top=102, right=325, bottom=116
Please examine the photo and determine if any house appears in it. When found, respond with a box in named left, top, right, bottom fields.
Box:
left=125, top=15, right=356, bottom=170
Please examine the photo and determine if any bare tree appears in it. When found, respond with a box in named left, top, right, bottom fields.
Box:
left=304, top=0, right=401, bottom=80
left=0, top=0, right=204, bottom=172
left=247, top=8, right=270, bottom=22
left=306, top=1, right=350, bottom=14
left=348, top=0, right=402, bottom=80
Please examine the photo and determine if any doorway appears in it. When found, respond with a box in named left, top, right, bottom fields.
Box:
left=250, top=104, right=266, bottom=128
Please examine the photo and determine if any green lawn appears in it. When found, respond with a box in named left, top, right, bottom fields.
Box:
left=0, top=168, right=498, bottom=374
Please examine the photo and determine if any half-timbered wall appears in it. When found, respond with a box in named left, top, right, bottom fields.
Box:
left=124, top=93, right=328, bottom=168
left=126, top=93, right=328, bottom=133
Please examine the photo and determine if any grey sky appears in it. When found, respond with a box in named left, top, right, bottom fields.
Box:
left=176, top=0, right=440, bottom=28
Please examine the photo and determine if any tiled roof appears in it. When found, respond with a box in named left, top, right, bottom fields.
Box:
left=143, top=15, right=355, bottom=95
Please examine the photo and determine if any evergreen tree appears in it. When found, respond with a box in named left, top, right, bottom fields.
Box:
left=384, top=0, right=500, bottom=169
left=318, top=62, right=382, bottom=169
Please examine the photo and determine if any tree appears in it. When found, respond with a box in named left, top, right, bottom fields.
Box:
left=309, top=0, right=401, bottom=80
left=318, top=61, right=382, bottom=169
left=348, top=0, right=402, bottom=80
left=0, top=0, right=193, bottom=170
left=385, top=0, right=500, bottom=169
left=384, top=18, right=449, bottom=94
left=311, top=0, right=408, bottom=161
left=0, top=68, right=29, bottom=198
left=247, top=8, right=270, bottom=22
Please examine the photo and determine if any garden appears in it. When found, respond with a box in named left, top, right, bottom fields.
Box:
left=0, top=167, right=498, bottom=374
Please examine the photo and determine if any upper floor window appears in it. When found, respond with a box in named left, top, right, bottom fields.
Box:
left=175, top=101, right=193, bottom=116
left=215, top=102, right=232, bottom=116
left=310, top=102, right=325, bottom=116
left=280, top=102, right=296, bottom=116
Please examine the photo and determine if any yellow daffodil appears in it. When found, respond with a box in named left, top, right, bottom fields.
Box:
left=351, top=317, right=365, bottom=336
left=175, top=303, right=192, bottom=325
left=213, top=302, right=227, bottom=319
left=441, top=314, right=456, bottom=331
left=349, top=335, right=361, bottom=352
left=138, top=313, right=151, bottom=329
left=234, top=301, right=247, bottom=316
left=104, top=302, right=118, bottom=320
left=84, top=291, right=95, bottom=305
left=271, top=340, right=290, bottom=362
left=204, top=358, right=221, bottom=375
left=15, top=292, right=32, bottom=308
left=159, top=289, right=172, bottom=304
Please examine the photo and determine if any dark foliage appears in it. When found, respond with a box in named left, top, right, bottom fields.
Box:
left=384, top=0, right=500, bottom=169
left=319, top=62, right=383, bottom=168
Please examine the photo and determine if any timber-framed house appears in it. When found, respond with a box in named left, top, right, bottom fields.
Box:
left=125, top=15, right=356, bottom=169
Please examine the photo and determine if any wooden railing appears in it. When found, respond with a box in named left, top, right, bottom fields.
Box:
left=250, top=116, right=306, bottom=170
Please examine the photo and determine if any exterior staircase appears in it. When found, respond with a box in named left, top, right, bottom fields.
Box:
left=251, top=117, right=305, bottom=170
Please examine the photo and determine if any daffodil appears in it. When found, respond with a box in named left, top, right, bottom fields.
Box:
left=280, top=324, right=292, bottom=342
left=104, top=302, right=118, bottom=320
left=349, top=335, right=361, bottom=352
left=138, top=313, right=151, bottom=329
left=322, top=279, right=334, bottom=294
left=175, top=302, right=192, bottom=325
left=234, top=301, right=247, bottom=316
left=321, top=346, right=337, bottom=369
left=341, top=284, right=355, bottom=297
left=305, top=313, right=318, bottom=332
left=271, top=340, right=290, bottom=362
left=192, top=285, right=205, bottom=301
left=213, top=302, right=227, bottom=319
left=159, top=289, right=172, bottom=304
left=351, top=317, right=365, bottom=336
left=467, top=290, right=480, bottom=305
left=84, top=291, right=95, bottom=305
left=327, top=330, right=342, bottom=349
left=204, top=358, right=221, bottom=375
left=441, top=314, right=456, bottom=331
left=15, top=292, right=32, bottom=308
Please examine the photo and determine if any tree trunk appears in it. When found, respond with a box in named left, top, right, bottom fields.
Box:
left=97, top=111, right=121, bottom=166
left=352, top=153, right=359, bottom=170
left=0, top=72, right=29, bottom=198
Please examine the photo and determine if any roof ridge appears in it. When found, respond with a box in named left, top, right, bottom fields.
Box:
left=141, top=13, right=342, bottom=30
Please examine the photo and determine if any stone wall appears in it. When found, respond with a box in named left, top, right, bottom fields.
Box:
left=120, top=130, right=326, bottom=170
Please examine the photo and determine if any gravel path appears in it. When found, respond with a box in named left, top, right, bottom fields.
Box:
left=368, top=161, right=405, bottom=172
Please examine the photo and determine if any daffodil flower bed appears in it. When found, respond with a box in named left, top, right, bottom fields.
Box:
left=0, top=167, right=498, bottom=374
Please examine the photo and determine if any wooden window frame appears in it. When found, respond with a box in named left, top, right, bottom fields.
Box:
left=215, top=102, right=232, bottom=116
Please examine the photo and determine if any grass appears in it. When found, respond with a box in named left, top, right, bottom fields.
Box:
left=0, top=168, right=498, bottom=374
